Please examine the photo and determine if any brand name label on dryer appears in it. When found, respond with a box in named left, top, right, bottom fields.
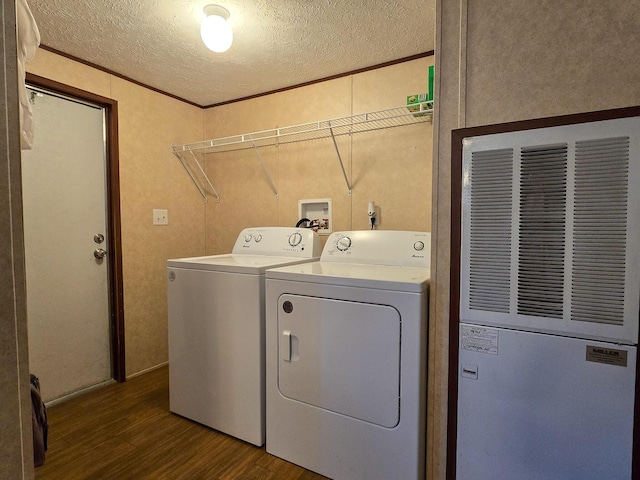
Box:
left=586, top=346, right=628, bottom=367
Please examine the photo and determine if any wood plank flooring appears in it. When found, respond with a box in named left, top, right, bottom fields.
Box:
left=35, top=366, right=328, bottom=480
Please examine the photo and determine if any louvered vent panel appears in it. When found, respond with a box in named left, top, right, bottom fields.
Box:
left=468, top=148, right=513, bottom=313
left=571, top=137, right=630, bottom=325
left=517, top=144, right=568, bottom=318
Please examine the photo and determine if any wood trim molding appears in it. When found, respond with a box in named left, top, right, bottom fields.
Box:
left=38, top=45, right=202, bottom=108
left=39, top=44, right=433, bottom=109
left=445, top=127, right=464, bottom=480
left=203, top=51, right=435, bottom=109
left=25, top=72, right=126, bottom=383
left=446, top=104, right=640, bottom=480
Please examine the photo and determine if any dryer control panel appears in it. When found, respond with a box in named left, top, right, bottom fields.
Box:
left=232, top=227, right=322, bottom=257
left=321, top=230, right=430, bottom=267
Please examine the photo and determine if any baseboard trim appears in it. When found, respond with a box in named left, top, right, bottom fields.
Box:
left=126, top=361, right=169, bottom=380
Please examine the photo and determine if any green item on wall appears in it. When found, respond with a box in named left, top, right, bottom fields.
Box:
left=428, top=65, right=434, bottom=102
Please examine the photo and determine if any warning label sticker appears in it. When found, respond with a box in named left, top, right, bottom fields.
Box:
left=586, top=346, right=628, bottom=367
left=461, top=325, right=499, bottom=355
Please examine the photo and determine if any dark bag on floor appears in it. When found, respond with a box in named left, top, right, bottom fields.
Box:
left=30, top=374, right=48, bottom=467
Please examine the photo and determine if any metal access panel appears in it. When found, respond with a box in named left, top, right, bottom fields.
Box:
left=456, top=324, right=636, bottom=480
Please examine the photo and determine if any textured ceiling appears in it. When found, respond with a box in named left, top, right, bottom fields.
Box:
left=27, top=0, right=435, bottom=107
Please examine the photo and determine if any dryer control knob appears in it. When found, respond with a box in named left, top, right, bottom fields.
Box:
left=413, top=241, right=425, bottom=251
left=254, top=234, right=263, bottom=242
left=289, top=232, right=303, bottom=246
left=337, top=236, right=352, bottom=251
left=244, top=234, right=253, bottom=242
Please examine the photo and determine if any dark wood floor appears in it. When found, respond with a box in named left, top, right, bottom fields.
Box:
left=35, top=366, right=328, bottom=480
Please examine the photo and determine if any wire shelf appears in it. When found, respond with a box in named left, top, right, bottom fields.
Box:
left=172, top=102, right=433, bottom=155
left=171, top=102, right=433, bottom=201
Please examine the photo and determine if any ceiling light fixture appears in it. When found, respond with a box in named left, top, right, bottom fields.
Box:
left=201, top=4, right=233, bottom=53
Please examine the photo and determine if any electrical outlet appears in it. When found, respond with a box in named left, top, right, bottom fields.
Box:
left=367, top=201, right=379, bottom=226
left=153, top=209, right=168, bottom=225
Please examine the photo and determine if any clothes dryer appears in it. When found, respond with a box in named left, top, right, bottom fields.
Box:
left=167, top=227, right=321, bottom=446
left=265, top=230, right=430, bottom=480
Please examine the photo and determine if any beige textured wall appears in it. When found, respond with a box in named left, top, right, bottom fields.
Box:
left=24, top=51, right=432, bottom=379
left=203, top=57, right=433, bottom=253
left=431, top=1, right=640, bottom=478
left=1, top=0, right=34, bottom=477
left=26, top=50, right=206, bottom=377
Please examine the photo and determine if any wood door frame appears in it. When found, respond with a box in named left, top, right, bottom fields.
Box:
left=26, top=72, right=125, bottom=383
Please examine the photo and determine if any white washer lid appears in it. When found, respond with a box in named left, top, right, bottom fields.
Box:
left=167, top=254, right=320, bottom=275
left=266, top=261, right=430, bottom=292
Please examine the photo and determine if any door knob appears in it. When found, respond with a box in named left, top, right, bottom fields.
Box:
left=94, top=248, right=107, bottom=259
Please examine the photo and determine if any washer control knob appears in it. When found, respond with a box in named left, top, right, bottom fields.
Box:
left=244, top=234, right=253, bottom=242
left=337, top=236, right=352, bottom=251
left=254, top=234, right=263, bottom=242
left=413, top=241, right=425, bottom=251
left=289, top=232, right=303, bottom=246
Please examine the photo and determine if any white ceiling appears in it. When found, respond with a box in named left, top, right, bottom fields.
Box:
left=27, top=0, right=435, bottom=107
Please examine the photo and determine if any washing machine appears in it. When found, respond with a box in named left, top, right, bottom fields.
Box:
left=265, top=230, right=430, bottom=480
left=167, top=227, right=321, bottom=446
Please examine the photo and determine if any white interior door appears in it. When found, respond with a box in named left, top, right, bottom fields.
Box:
left=21, top=88, right=111, bottom=403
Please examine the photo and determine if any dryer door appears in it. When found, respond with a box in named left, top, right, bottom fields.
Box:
left=277, top=294, right=401, bottom=427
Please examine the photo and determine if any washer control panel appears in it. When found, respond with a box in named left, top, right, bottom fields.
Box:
left=321, top=230, right=431, bottom=267
left=232, top=227, right=322, bottom=258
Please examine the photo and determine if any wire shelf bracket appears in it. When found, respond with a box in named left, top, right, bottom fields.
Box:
left=172, top=102, right=432, bottom=201
left=172, top=147, right=220, bottom=203
left=248, top=134, right=279, bottom=199
left=328, top=121, right=352, bottom=196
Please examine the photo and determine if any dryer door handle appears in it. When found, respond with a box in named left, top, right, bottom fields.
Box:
left=282, top=330, right=292, bottom=362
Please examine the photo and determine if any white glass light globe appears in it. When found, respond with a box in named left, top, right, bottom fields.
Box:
left=201, top=14, right=233, bottom=53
